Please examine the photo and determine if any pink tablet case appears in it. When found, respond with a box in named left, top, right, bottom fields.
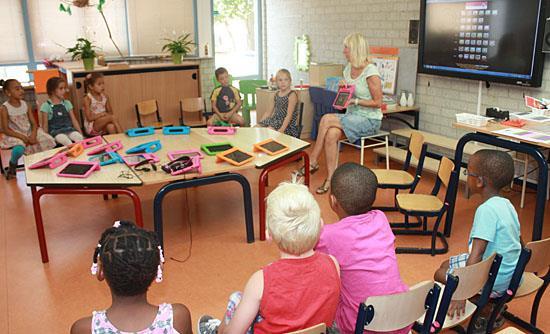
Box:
left=80, top=136, right=103, bottom=149
left=29, top=152, right=68, bottom=169
left=167, top=149, right=204, bottom=161
left=56, top=161, right=100, bottom=178
left=169, top=155, right=202, bottom=176
left=122, top=153, right=160, bottom=166
left=207, top=126, right=237, bottom=135
left=332, top=84, right=356, bottom=110
left=87, top=140, right=123, bottom=156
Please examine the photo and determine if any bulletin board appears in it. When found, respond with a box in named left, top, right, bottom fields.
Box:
left=370, top=55, right=399, bottom=95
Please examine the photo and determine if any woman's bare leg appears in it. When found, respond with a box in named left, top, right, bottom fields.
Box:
left=310, top=114, right=343, bottom=166
left=325, top=127, right=345, bottom=181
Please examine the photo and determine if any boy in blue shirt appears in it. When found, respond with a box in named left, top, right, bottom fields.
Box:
left=434, top=149, right=521, bottom=329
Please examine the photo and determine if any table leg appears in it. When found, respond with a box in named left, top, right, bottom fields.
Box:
left=413, top=110, right=420, bottom=129
left=153, top=173, right=254, bottom=249
left=258, top=151, right=310, bottom=241
left=30, top=187, right=143, bottom=263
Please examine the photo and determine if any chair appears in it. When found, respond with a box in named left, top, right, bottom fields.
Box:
left=239, top=79, right=267, bottom=127
left=426, top=253, right=503, bottom=334
left=309, top=86, right=325, bottom=139
left=295, top=102, right=305, bottom=138
left=354, top=280, right=441, bottom=334
left=286, top=323, right=326, bottom=334
left=337, top=131, right=390, bottom=168
left=179, top=98, right=207, bottom=127
left=135, top=100, right=171, bottom=129
left=492, top=238, right=550, bottom=334
left=371, top=131, right=427, bottom=212
left=393, top=157, right=456, bottom=255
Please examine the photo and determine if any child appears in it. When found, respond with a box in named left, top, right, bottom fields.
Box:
left=70, top=220, right=192, bottom=334
left=0, top=79, right=55, bottom=179
left=40, top=77, right=83, bottom=146
left=316, top=162, right=409, bottom=334
left=434, top=150, right=521, bottom=326
left=83, top=73, right=122, bottom=135
left=198, top=182, right=341, bottom=334
left=208, top=67, right=245, bottom=126
left=257, top=69, right=300, bottom=137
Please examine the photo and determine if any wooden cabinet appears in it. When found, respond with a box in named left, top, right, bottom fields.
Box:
left=64, top=63, right=201, bottom=130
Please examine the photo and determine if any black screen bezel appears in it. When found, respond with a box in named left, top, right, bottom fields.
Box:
left=417, top=0, right=546, bottom=87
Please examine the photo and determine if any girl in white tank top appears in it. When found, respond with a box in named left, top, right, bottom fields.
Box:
left=83, top=73, right=123, bottom=135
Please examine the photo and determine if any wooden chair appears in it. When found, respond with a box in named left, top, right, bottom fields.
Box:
left=492, top=238, right=550, bottom=334
left=135, top=99, right=171, bottom=128
left=354, top=280, right=441, bottom=334
left=426, top=253, right=503, bottom=334
left=239, top=79, right=267, bottom=126
left=393, top=157, right=457, bottom=255
left=179, top=97, right=207, bottom=127
left=286, top=323, right=326, bottom=334
left=371, top=131, right=427, bottom=212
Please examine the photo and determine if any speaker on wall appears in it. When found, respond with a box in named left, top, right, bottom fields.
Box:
left=409, top=20, right=419, bottom=45
left=543, top=17, right=550, bottom=53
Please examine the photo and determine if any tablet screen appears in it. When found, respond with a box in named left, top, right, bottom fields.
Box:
left=59, top=163, right=94, bottom=175
left=334, top=92, right=350, bottom=107
left=260, top=141, right=287, bottom=153
left=225, top=150, right=253, bottom=163
left=209, top=144, right=233, bottom=152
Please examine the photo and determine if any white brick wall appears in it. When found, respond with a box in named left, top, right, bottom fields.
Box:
left=265, top=0, right=550, bottom=139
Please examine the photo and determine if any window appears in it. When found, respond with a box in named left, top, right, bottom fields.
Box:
left=28, top=0, right=129, bottom=61
left=126, top=0, right=195, bottom=55
left=213, top=0, right=262, bottom=78
left=0, top=0, right=28, bottom=64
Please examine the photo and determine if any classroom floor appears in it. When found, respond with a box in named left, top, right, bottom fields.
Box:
left=0, top=144, right=549, bottom=333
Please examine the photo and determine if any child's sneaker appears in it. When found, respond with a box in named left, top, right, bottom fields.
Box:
left=198, top=315, right=221, bottom=334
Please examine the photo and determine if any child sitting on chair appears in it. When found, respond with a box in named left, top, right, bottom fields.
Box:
left=198, top=182, right=341, bottom=334
left=40, top=77, right=84, bottom=146
left=434, top=150, right=521, bottom=328
left=71, top=221, right=192, bottom=334
left=0, top=79, right=55, bottom=179
left=82, top=73, right=122, bottom=135
left=208, top=67, right=245, bottom=126
left=316, top=162, right=409, bottom=334
left=257, top=69, right=300, bottom=137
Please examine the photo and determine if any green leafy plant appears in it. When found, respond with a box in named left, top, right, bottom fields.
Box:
left=161, top=33, right=195, bottom=56
left=67, top=38, right=99, bottom=60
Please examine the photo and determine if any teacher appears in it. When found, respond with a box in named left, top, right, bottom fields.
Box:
left=298, top=33, right=383, bottom=194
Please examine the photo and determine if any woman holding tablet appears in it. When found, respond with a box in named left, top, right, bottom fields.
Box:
left=297, top=33, right=383, bottom=194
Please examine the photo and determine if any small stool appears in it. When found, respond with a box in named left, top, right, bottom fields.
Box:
left=337, top=130, right=390, bottom=168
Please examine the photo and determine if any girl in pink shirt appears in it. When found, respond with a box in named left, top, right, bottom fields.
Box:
left=316, top=162, right=409, bottom=334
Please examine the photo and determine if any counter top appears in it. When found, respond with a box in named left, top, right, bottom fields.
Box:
left=54, top=60, right=202, bottom=74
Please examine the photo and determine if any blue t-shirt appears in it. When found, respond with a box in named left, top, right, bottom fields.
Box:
left=469, top=196, right=521, bottom=293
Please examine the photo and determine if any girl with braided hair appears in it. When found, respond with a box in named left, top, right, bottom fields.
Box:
left=70, top=221, right=192, bottom=334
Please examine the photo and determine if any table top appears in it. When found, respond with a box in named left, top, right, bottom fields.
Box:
left=104, top=127, right=310, bottom=186
left=24, top=139, right=142, bottom=187
left=454, top=121, right=550, bottom=149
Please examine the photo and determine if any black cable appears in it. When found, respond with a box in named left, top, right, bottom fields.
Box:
left=169, top=174, right=193, bottom=263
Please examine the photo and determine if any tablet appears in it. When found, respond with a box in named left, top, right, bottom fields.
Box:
left=87, top=140, right=123, bottom=156
left=80, top=136, right=103, bottom=148
left=66, top=143, right=84, bottom=157
left=57, top=161, right=99, bottom=178
left=207, top=126, right=237, bottom=135
left=253, top=139, right=289, bottom=156
left=29, top=152, right=68, bottom=169
left=201, top=142, right=233, bottom=156
left=216, top=147, right=254, bottom=166
left=168, top=149, right=203, bottom=161
left=122, top=153, right=160, bottom=166
left=126, top=127, right=155, bottom=137
left=125, top=140, right=162, bottom=154
left=163, top=126, right=190, bottom=135
left=88, top=151, right=124, bottom=166
left=332, top=85, right=355, bottom=110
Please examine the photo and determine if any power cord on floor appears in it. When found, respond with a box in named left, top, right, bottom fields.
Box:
left=169, top=175, right=193, bottom=263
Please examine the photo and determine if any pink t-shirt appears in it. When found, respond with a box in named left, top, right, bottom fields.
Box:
left=316, top=210, right=409, bottom=334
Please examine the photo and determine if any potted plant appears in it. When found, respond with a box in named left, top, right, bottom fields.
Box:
left=162, top=33, right=195, bottom=64
left=67, top=38, right=99, bottom=71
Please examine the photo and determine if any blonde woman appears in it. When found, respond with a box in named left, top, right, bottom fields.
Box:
left=298, top=33, right=383, bottom=194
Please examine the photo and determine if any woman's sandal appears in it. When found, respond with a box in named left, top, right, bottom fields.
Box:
left=316, top=179, right=330, bottom=194
left=295, top=163, right=319, bottom=177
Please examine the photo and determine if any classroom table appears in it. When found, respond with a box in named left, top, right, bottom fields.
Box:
left=24, top=140, right=143, bottom=263
left=104, top=127, right=311, bottom=247
left=383, top=105, right=421, bottom=130
left=446, top=121, right=549, bottom=241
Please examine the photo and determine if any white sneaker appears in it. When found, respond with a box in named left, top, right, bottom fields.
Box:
left=198, top=315, right=221, bottom=334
